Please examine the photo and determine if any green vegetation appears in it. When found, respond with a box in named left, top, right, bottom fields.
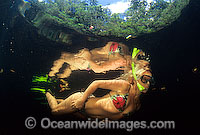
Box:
left=29, top=0, right=190, bottom=38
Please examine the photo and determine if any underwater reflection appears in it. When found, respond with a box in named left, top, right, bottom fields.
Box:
left=45, top=45, right=153, bottom=120
left=49, top=42, right=131, bottom=78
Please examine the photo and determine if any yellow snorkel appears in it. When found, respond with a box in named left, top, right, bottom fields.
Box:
left=131, top=48, right=146, bottom=92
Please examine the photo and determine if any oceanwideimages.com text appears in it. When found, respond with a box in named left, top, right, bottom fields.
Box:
left=25, top=117, right=175, bottom=131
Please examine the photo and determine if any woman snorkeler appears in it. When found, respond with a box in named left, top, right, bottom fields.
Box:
left=45, top=48, right=154, bottom=120
left=48, top=42, right=130, bottom=78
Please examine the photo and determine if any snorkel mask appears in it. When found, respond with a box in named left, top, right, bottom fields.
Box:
left=131, top=48, right=152, bottom=92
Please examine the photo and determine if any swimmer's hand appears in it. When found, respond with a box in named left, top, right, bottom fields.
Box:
left=71, top=98, right=85, bottom=110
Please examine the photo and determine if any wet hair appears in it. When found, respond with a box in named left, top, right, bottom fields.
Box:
left=116, top=61, right=146, bottom=82
left=115, top=61, right=145, bottom=111
left=118, top=42, right=131, bottom=56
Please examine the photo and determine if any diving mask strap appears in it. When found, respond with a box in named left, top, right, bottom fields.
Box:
left=132, top=48, right=145, bottom=92
left=132, top=48, right=140, bottom=60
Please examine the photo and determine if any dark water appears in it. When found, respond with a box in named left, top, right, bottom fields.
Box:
left=0, top=0, right=200, bottom=135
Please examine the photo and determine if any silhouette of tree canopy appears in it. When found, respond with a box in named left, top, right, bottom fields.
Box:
left=27, top=0, right=190, bottom=38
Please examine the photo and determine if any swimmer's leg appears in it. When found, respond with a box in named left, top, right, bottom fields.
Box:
left=60, top=52, right=74, bottom=60
left=45, top=92, right=58, bottom=110
left=46, top=92, right=83, bottom=115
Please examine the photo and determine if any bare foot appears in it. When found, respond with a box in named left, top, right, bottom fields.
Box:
left=49, top=71, right=56, bottom=77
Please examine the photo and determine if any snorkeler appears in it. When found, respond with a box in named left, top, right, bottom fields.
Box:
left=46, top=48, right=154, bottom=120
left=48, top=42, right=130, bottom=78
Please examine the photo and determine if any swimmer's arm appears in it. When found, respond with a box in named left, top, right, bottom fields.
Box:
left=82, top=80, right=130, bottom=102
left=88, top=58, right=126, bottom=73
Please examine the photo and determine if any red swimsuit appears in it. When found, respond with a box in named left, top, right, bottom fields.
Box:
left=110, top=93, right=129, bottom=112
left=109, top=42, right=123, bottom=55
